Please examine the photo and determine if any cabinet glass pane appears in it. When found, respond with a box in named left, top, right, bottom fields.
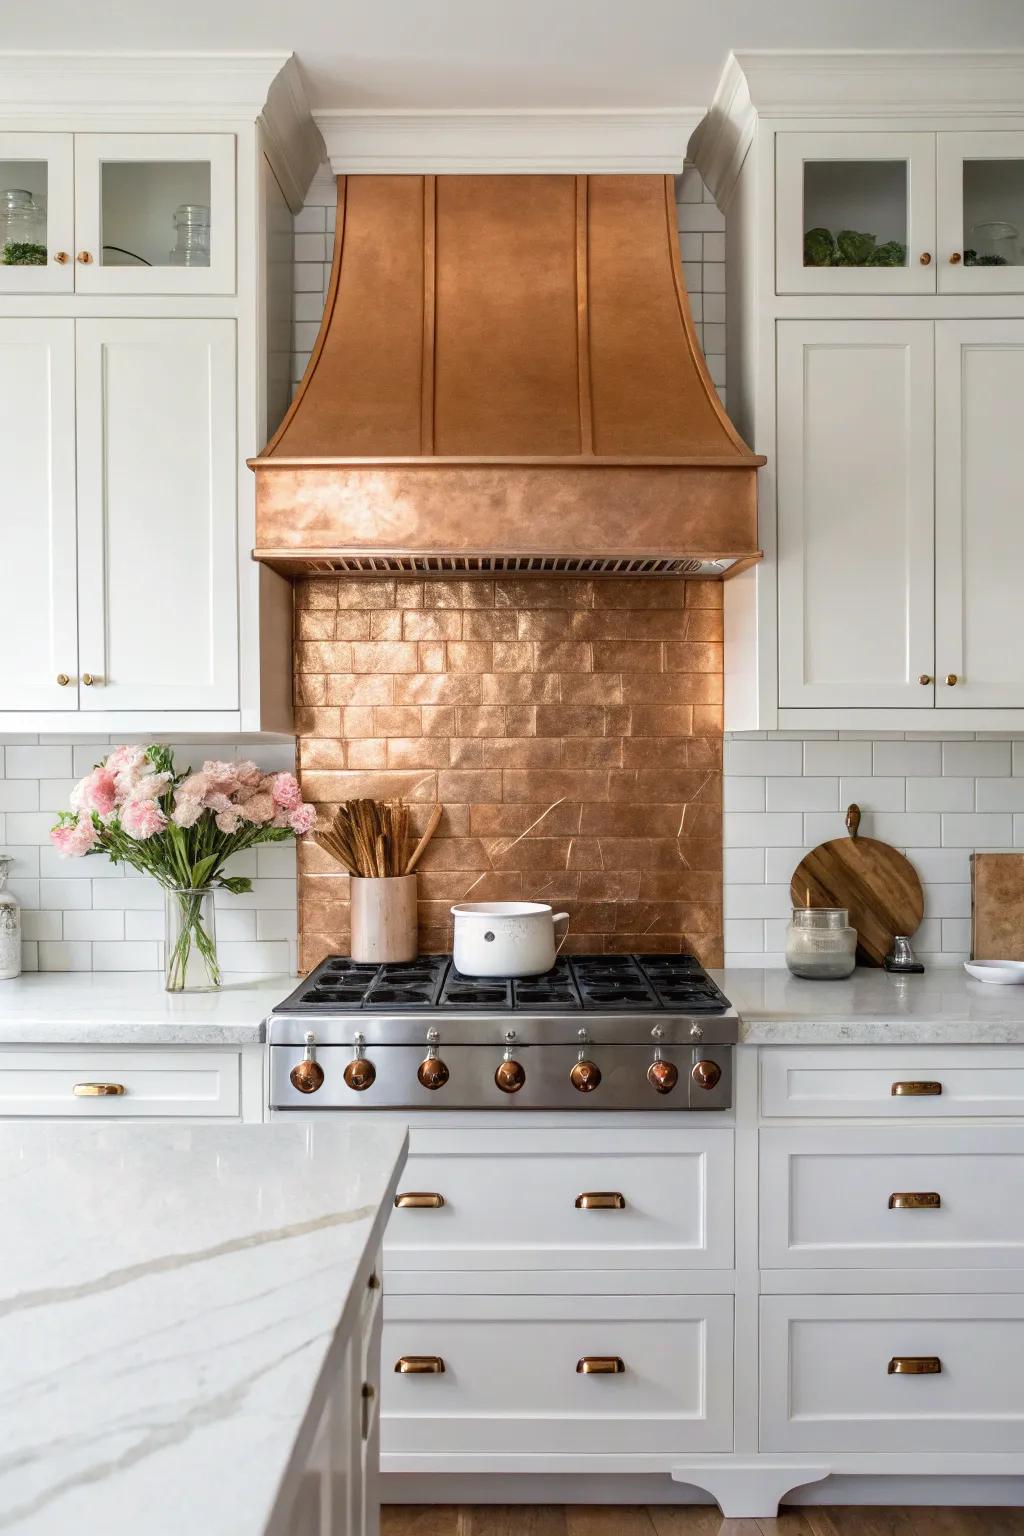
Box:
left=0, top=160, right=47, bottom=267
left=802, top=161, right=908, bottom=269
left=100, top=161, right=211, bottom=269
left=963, top=160, right=1024, bottom=268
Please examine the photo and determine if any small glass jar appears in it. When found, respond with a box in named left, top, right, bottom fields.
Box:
left=169, top=203, right=211, bottom=267
left=0, top=189, right=46, bottom=266
left=786, top=907, right=857, bottom=980
left=0, top=856, right=21, bottom=980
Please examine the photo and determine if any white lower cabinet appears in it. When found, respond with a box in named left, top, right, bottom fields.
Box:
left=760, top=1045, right=1024, bottom=1118
left=0, top=1045, right=263, bottom=1120
left=761, top=1294, right=1024, bottom=1454
left=383, top=1293, right=734, bottom=1458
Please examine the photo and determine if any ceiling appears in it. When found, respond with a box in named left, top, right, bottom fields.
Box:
left=6, top=0, right=1024, bottom=112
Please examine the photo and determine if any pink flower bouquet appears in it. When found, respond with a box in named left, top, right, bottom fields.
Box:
left=51, top=745, right=316, bottom=991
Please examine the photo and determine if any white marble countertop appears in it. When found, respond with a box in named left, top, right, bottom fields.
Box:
left=714, top=966, right=1024, bottom=1044
left=0, top=1120, right=408, bottom=1536
left=0, top=973, right=295, bottom=1044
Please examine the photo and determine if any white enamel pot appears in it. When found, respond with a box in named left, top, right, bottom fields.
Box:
left=450, top=901, right=570, bottom=977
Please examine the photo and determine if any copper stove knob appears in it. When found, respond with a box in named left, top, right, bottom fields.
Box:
left=495, top=1052, right=526, bottom=1094
left=290, top=1031, right=324, bottom=1095
left=418, top=1053, right=450, bottom=1091
left=344, top=1056, right=376, bottom=1091
left=570, top=1057, right=602, bottom=1093
left=647, top=1057, right=679, bottom=1095
left=691, top=1058, right=722, bottom=1091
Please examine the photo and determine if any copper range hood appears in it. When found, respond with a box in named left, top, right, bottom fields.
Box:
left=251, top=174, right=764, bottom=578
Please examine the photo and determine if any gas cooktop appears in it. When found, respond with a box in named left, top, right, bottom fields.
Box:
left=277, top=953, right=731, bottom=1016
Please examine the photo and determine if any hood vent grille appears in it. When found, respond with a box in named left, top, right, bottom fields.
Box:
left=275, top=552, right=736, bottom=578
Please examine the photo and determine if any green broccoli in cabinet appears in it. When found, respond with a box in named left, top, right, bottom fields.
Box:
left=803, top=227, right=836, bottom=266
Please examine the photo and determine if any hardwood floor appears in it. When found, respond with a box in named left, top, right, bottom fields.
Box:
left=381, top=1508, right=1024, bottom=1536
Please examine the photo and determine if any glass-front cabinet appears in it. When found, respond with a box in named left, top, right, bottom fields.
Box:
left=937, top=132, right=1024, bottom=293
left=776, top=132, right=937, bottom=294
left=0, top=131, right=234, bottom=295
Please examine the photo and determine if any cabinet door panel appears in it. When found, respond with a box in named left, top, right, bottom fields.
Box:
left=0, top=132, right=73, bottom=294
left=777, top=321, right=935, bottom=709
left=938, top=131, right=1024, bottom=294
left=75, top=319, right=238, bottom=711
left=936, top=320, right=1024, bottom=708
left=0, top=320, right=78, bottom=711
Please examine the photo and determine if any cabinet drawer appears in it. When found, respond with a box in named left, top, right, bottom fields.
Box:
left=382, top=1293, right=733, bottom=1457
left=384, top=1127, right=733, bottom=1271
left=0, top=1049, right=241, bottom=1118
left=761, top=1294, right=1024, bottom=1452
left=761, top=1046, right=1024, bottom=1118
left=760, top=1126, right=1024, bottom=1268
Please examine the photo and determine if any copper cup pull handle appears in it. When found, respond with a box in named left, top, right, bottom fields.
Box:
left=576, top=1356, right=625, bottom=1375
left=575, top=1192, right=626, bottom=1210
left=888, top=1356, right=941, bottom=1375
left=395, top=1356, right=445, bottom=1374
left=73, top=1082, right=125, bottom=1097
left=891, top=1080, right=942, bottom=1097
left=889, top=1191, right=941, bottom=1209
left=394, top=1191, right=445, bottom=1209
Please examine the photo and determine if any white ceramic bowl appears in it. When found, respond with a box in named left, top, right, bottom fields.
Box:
left=964, top=959, right=1024, bottom=985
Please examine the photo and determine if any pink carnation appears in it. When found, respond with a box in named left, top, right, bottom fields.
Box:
left=232, top=760, right=263, bottom=789
left=215, top=808, right=243, bottom=834
left=70, top=767, right=118, bottom=819
left=271, top=772, right=302, bottom=811
left=171, top=794, right=204, bottom=828
left=288, top=803, right=317, bottom=836
left=105, top=745, right=151, bottom=798
left=120, top=797, right=167, bottom=841
left=131, top=772, right=171, bottom=802
left=50, top=814, right=98, bottom=858
left=200, top=760, right=243, bottom=797
left=238, top=791, right=276, bottom=825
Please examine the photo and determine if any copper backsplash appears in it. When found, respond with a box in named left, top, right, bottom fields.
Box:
left=296, top=575, right=723, bottom=971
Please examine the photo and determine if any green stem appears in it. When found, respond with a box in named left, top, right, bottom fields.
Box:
left=165, top=889, right=220, bottom=993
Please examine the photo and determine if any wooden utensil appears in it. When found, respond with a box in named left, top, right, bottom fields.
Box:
left=315, top=798, right=412, bottom=877
left=789, top=804, right=924, bottom=967
left=405, top=804, right=443, bottom=874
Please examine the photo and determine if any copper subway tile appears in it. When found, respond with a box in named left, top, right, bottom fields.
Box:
left=388, top=737, right=451, bottom=769
left=492, top=641, right=535, bottom=672
left=347, top=740, right=387, bottom=769
left=455, top=705, right=507, bottom=737
left=341, top=706, right=376, bottom=738
left=350, top=641, right=420, bottom=674
left=560, top=738, right=623, bottom=768
left=449, top=738, right=485, bottom=768
left=592, top=579, right=688, bottom=609
left=630, top=705, right=705, bottom=737
left=470, top=802, right=582, bottom=836
left=463, top=609, right=518, bottom=641
left=679, top=609, right=723, bottom=641
left=592, top=640, right=663, bottom=672
left=534, top=640, right=592, bottom=673
left=559, top=673, right=623, bottom=705
left=394, top=581, right=424, bottom=608
left=525, top=871, right=582, bottom=901
left=482, top=836, right=593, bottom=873
left=295, top=674, right=328, bottom=706
left=394, top=673, right=482, bottom=704
left=597, top=838, right=709, bottom=871
left=403, top=609, right=464, bottom=640
left=504, top=706, right=537, bottom=737
left=297, top=610, right=337, bottom=641
left=303, top=770, right=437, bottom=803
left=336, top=579, right=396, bottom=609
left=639, top=869, right=722, bottom=902
left=420, top=706, right=457, bottom=737
left=481, top=673, right=558, bottom=704
left=495, top=578, right=593, bottom=609
left=561, top=933, right=607, bottom=955
left=607, top=770, right=720, bottom=804
left=300, top=739, right=347, bottom=771
left=604, top=706, right=634, bottom=736
left=618, top=673, right=702, bottom=703
left=664, top=642, right=725, bottom=674
left=415, top=837, right=494, bottom=870
left=297, top=640, right=353, bottom=674
left=373, top=705, right=423, bottom=737
left=422, top=579, right=494, bottom=609
left=295, top=706, right=342, bottom=735
left=571, top=609, right=692, bottom=640
left=417, top=869, right=525, bottom=902
left=300, top=578, right=339, bottom=610
left=482, top=737, right=562, bottom=768
left=369, top=611, right=402, bottom=640
left=502, top=769, right=609, bottom=804
left=437, top=769, right=503, bottom=803
left=418, top=803, right=470, bottom=837
left=616, top=901, right=722, bottom=935
left=693, top=704, right=724, bottom=732
left=685, top=582, right=723, bottom=608
left=418, top=641, right=446, bottom=672
left=326, top=674, right=394, bottom=705
left=535, top=705, right=606, bottom=737
left=518, top=610, right=570, bottom=641
left=578, top=871, right=642, bottom=901
left=299, top=841, right=347, bottom=876
left=581, top=803, right=714, bottom=837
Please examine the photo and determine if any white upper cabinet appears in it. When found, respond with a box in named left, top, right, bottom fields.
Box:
left=938, top=132, right=1024, bottom=293
left=776, top=132, right=937, bottom=295
left=75, top=319, right=239, bottom=711
left=0, top=320, right=78, bottom=710
left=0, top=133, right=74, bottom=293
left=777, top=320, right=935, bottom=709
left=935, top=320, right=1024, bottom=708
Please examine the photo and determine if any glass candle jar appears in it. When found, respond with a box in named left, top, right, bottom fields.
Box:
left=0, top=189, right=46, bottom=266
left=169, top=203, right=211, bottom=267
left=0, top=855, right=21, bottom=979
left=786, top=907, right=857, bottom=980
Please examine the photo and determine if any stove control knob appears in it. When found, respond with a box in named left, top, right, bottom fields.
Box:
left=495, top=1047, right=526, bottom=1094
left=570, top=1055, right=602, bottom=1093
left=290, top=1031, right=325, bottom=1095
left=647, top=1052, right=679, bottom=1095
left=418, top=1045, right=450, bottom=1091
left=691, top=1058, right=722, bottom=1091
left=343, top=1032, right=375, bottom=1092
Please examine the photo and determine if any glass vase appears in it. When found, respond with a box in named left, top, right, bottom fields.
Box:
left=164, top=887, right=219, bottom=993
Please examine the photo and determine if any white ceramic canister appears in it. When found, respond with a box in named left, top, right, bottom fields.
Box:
left=0, top=856, right=21, bottom=980
left=450, top=901, right=569, bottom=977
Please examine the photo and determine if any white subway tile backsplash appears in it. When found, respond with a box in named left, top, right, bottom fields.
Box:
left=765, top=776, right=839, bottom=812
left=257, top=909, right=299, bottom=942
left=724, top=847, right=766, bottom=883
left=764, top=847, right=812, bottom=884
left=976, top=778, right=1024, bottom=811
left=840, top=776, right=906, bottom=811
left=92, top=942, right=160, bottom=971
left=803, top=741, right=872, bottom=776
left=725, top=884, right=792, bottom=920
left=21, top=910, right=62, bottom=941
left=725, top=813, right=804, bottom=847
left=38, top=940, right=93, bottom=971
left=872, top=741, right=942, bottom=777
left=905, top=847, right=972, bottom=883
left=943, top=741, right=1011, bottom=777
left=724, top=918, right=765, bottom=952
left=906, top=777, right=974, bottom=812
left=941, top=812, right=1013, bottom=847
left=62, top=910, right=125, bottom=941
left=941, top=918, right=972, bottom=954
left=724, top=777, right=766, bottom=812
left=923, top=884, right=972, bottom=919
left=802, top=811, right=849, bottom=845
left=0, top=781, right=38, bottom=811
left=870, top=812, right=941, bottom=846
left=6, top=745, right=73, bottom=778
left=725, top=740, right=802, bottom=776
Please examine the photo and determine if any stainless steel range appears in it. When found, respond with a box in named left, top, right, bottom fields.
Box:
left=269, top=954, right=736, bottom=1111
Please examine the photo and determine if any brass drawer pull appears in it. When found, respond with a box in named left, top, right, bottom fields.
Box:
left=575, top=1191, right=626, bottom=1210
left=888, top=1356, right=942, bottom=1375
left=394, top=1191, right=445, bottom=1209
left=891, top=1081, right=942, bottom=1097
left=395, top=1356, right=445, bottom=1374
left=73, top=1082, right=125, bottom=1097
left=889, top=1191, right=941, bottom=1209
left=576, top=1356, right=625, bottom=1375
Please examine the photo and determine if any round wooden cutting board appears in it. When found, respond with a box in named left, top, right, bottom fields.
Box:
left=789, top=805, right=924, bottom=967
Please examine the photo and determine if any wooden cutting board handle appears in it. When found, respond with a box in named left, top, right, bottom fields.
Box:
left=846, top=803, right=861, bottom=839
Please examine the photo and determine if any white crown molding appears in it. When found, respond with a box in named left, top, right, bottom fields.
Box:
left=692, top=49, right=1024, bottom=209
left=314, top=108, right=703, bottom=174
left=0, top=51, right=294, bottom=120
left=259, top=56, right=325, bottom=213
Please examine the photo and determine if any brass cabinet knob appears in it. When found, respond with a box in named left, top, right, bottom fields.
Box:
left=888, top=1356, right=942, bottom=1375
left=891, top=1080, right=942, bottom=1097
left=290, top=1030, right=324, bottom=1094
left=495, top=1051, right=526, bottom=1093
left=949, top=252, right=962, bottom=264
left=889, top=1192, right=941, bottom=1209
left=570, top=1057, right=602, bottom=1093
left=56, top=673, right=70, bottom=687
left=76, top=251, right=93, bottom=264
left=919, top=674, right=933, bottom=685
left=919, top=251, right=932, bottom=265
left=576, top=1356, right=625, bottom=1375
left=648, top=1057, right=679, bottom=1094
left=53, top=251, right=69, bottom=264
left=691, top=1058, right=722, bottom=1091
left=417, top=1050, right=450, bottom=1090
left=73, top=1082, right=125, bottom=1096
left=344, top=1055, right=376, bottom=1091
left=81, top=673, right=101, bottom=686
left=575, top=1192, right=625, bottom=1209
left=945, top=673, right=958, bottom=686
left=395, top=1356, right=445, bottom=1374
left=394, top=1191, right=445, bottom=1209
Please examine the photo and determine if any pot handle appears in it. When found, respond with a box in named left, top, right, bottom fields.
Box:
left=553, top=912, right=570, bottom=954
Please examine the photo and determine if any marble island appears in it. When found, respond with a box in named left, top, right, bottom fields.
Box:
left=0, top=1121, right=407, bottom=1535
